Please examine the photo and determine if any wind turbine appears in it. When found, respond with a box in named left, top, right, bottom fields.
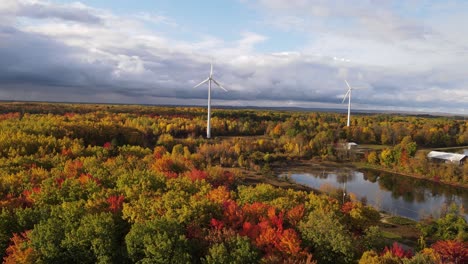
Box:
left=342, top=80, right=356, bottom=127
left=194, top=63, right=228, bottom=139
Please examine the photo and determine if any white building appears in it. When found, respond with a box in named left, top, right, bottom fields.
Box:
left=427, top=151, right=467, bottom=165
left=346, top=142, right=358, bottom=150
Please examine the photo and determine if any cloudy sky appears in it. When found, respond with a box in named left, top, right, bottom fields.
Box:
left=0, top=0, right=467, bottom=114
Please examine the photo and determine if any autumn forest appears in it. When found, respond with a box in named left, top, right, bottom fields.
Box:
left=0, top=102, right=467, bottom=263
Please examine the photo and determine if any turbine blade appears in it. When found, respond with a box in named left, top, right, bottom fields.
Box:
left=342, top=90, right=350, bottom=103
left=212, top=79, right=228, bottom=91
left=345, top=80, right=352, bottom=90
left=210, top=63, right=213, bottom=77
left=193, top=78, right=209, bottom=88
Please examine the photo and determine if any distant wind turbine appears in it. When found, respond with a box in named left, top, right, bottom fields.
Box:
left=341, top=80, right=360, bottom=127
left=194, top=63, right=228, bottom=139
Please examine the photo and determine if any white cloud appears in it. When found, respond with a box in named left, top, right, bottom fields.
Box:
left=238, top=32, right=267, bottom=50
left=135, top=12, right=178, bottom=27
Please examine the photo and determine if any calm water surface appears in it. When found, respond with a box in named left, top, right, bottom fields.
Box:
left=281, top=167, right=468, bottom=220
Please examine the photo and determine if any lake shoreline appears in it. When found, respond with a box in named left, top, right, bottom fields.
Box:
left=239, top=160, right=423, bottom=247
left=353, top=162, right=468, bottom=190
left=271, top=159, right=468, bottom=190
left=269, top=158, right=468, bottom=220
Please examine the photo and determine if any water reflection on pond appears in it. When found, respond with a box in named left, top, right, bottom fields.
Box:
left=281, top=168, right=468, bottom=220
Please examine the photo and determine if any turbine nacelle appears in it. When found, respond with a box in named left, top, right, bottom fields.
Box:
left=193, top=63, right=228, bottom=91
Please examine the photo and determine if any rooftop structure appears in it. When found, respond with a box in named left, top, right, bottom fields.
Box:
left=346, top=142, right=358, bottom=150
left=427, top=151, right=467, bottom=165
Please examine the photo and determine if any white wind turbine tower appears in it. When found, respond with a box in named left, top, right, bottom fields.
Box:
left=342, top=80, right=358, bottom=127
left=194, top=63, right=228, bottom=139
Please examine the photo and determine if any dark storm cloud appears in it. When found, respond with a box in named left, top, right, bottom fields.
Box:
left=0, top=25, right=212, bottom=100
left=0, top=26, right=118, bottom=98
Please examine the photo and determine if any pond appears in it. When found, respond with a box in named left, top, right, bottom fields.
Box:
left=280, top=166, right=468, bottom=221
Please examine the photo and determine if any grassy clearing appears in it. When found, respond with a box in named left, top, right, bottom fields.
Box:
left=386, top=216, right=417, bottom=226
left=382, top=231, right=402, bottom=240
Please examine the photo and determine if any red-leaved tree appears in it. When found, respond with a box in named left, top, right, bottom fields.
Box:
left=107, top=195, right=125, bottom=213
left=431, top=240, right=468, bottom=264
left=382, top=242, right=413, bottom=258
left=3, top=231, right=36, bottom=264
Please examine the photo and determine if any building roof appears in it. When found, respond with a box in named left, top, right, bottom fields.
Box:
left=427, top=151, right=467, bottom=162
